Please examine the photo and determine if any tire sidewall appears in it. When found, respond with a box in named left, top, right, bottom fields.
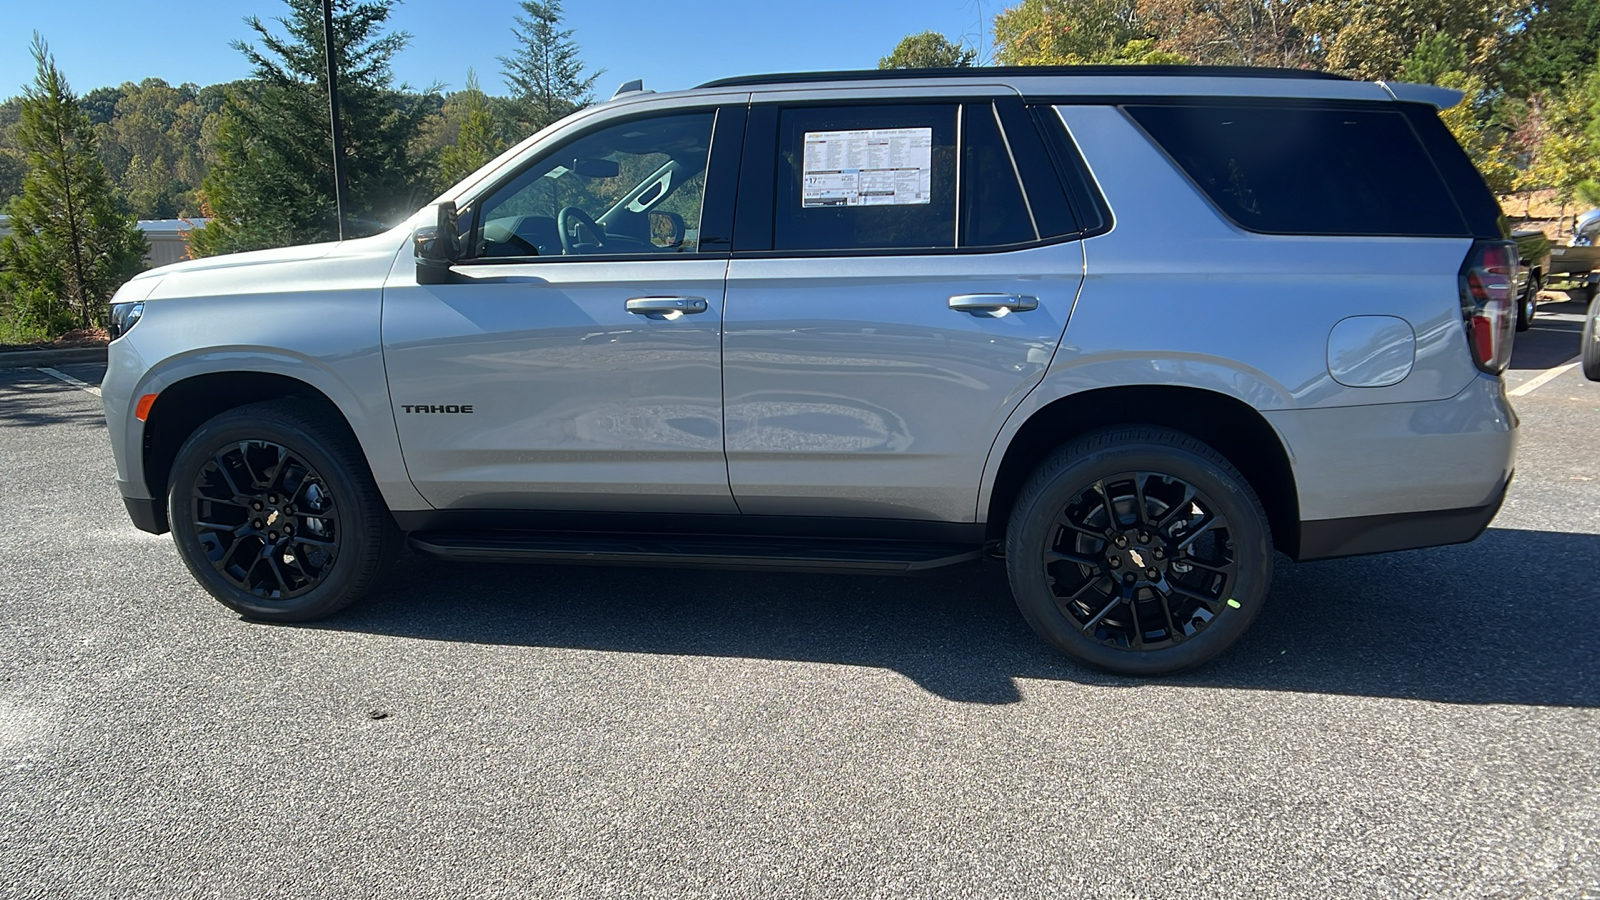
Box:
left=168, top=407, right=379, bottom=621
left=1584, top=295, right=1600, bottom=381
left=1006, top=434, right=1273, bottom=676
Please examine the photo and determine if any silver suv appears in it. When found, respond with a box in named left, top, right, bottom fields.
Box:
left=101, top=66, right=1519, bottom=675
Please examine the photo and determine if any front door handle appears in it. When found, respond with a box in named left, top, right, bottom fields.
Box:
left=948, top=293, right=1039, bottom=314
left=625, top=296, right=708, bottom=316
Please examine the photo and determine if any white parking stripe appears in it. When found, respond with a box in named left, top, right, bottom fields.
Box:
left=35, top=366, right=101, bottom=398
left=1509, top=355, right=1583, bottom=397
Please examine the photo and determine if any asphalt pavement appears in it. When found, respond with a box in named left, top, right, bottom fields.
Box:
left=1, top=310, right=1596, bottom=898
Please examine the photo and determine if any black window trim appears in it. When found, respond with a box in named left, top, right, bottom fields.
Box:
left=731, top=95, right=1096, bottom=259
left=960, top=100, right=1040, bottom=247
left=452, top=104, right=742, bottom=267
left=1021, top=104, right=1113, bottom=239
left=1117, top=99, right=1477, bottom=240
left=1393, top=100, right=1503, bottom=240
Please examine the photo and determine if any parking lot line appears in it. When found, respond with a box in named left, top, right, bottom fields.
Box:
left=1509, top=355, right=1583, bottom=397
left=34, top=366, right=102, bottom=397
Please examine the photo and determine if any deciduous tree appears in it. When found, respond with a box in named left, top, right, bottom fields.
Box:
left=1294, top=0, right=1518, bottom=84
left=993, top=0, right=1148, bottom=64
left=1518, top=65, right=1600, bottom=232
left=879, top=31, right=978, bottom=68
left=1137, top=0, right=1310, bottom=67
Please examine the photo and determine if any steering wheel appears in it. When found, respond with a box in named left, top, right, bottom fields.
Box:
left=557, top=206, right=608, bottom=254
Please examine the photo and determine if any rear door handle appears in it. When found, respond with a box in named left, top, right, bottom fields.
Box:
left=625, top=296, right=708, bottom=316
left=948, top=293, right=1039, bottom=313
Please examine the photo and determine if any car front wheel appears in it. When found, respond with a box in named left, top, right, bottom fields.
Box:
left=167, top=400, right=398, bottom=622
left=1005, top=427, right=1273, bottom=676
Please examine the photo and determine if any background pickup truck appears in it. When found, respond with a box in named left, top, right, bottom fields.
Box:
left=1513, top=228, right=1551, bottom=331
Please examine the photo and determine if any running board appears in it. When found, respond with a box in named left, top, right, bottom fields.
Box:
left=407, top=530, right=982, bottom=574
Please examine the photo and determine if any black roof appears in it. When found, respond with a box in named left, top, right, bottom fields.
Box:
left=696, top=65, right=1352, bottom=90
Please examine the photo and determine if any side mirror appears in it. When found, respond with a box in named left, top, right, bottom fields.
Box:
left=415, top=201, right=460, bottom=285
left=572, top=157, right=620, bottom=179
left=649, top=210, right=686, bottom=248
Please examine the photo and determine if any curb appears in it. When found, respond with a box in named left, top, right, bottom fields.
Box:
left=0, top=346, right=109, bottom=369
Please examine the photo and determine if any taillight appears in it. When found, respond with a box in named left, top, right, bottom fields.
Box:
left=1458, top=240, right=1517, bottom=374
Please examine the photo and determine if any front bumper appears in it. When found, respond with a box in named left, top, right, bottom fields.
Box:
left=124, top=495, right=169, bottom=535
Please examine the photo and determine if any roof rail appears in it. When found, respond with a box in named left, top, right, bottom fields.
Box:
left=696, top=65, right=1352, bottom=90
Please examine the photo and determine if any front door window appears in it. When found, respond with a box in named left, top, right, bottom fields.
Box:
left=470, top=112, right=715, bottom=258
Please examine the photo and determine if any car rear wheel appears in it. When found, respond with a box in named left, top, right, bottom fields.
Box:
left=1005, top=427, right=1273, bottom=676
left=167, top=400, right=398, bottom=622
left=1516, top=273, right=1540, bottom=332
left=1583, top=294, right=1600, bottom=381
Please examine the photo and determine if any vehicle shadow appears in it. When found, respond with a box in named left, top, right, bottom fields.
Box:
left=1509, top=299, right=1586, bottom=370
left=315, top=526, right=1600, bottom=708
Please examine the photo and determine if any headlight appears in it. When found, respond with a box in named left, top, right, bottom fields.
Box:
left=108, top=301, right=143, bottom=339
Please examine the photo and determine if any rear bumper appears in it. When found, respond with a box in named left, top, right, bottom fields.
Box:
left=1265, top=374, right=1516, bottom=522
left=1295, top=473, right=1510, bottom=561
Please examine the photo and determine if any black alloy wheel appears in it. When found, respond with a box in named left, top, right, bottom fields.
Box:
left=1042, top=472, right=1237, bottom=651
left=191, top=440, right=340, bottom=600
left=168, top=401, right=397, bottom=622
left=1006, top=427, right=1273, bottom=675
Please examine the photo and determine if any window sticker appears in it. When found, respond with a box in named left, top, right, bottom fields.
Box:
left=801, top=127, right=932, bottom=208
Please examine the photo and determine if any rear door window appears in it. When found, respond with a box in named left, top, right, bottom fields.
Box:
left=1126, top=104, right=1469, bottom=237
left=774, top=105, right=958, bottom=252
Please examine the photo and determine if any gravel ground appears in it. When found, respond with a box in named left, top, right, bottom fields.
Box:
left=0, top=312, right=1596, bottom=899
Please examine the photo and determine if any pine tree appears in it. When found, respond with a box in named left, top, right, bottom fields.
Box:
left=190, top=0, right=436, bottom=257
left=0, top=35, right=146, bottom=335
left=499, top=0, right=602, bottom=134
left=436, top=70, right=507, bottom=191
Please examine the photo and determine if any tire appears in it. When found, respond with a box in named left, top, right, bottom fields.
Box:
left=167, top=400, right=398, bottom=622
left=1516, top=274, right=1539, bottom=332
left=1004, top=427, right=1273, bottom=676
left=1583, top=294, right=1600, bottom=382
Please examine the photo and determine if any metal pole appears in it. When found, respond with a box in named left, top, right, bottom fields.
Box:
left=322, top=0, right=349, bottom=240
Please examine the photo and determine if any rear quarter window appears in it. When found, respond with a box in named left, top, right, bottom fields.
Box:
left=1126, top=104, right=1470, bottom=237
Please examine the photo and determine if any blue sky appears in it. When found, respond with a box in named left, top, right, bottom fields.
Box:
left=0, top=1, right=998, bottom=99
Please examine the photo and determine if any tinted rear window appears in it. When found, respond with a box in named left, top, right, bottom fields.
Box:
left=1127, top=104, right=1469, bottom=237
left=774, top=105, right=957, bottom=252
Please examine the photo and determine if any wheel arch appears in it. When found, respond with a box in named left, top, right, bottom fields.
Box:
left=981, top=385, right=1300, bottom=555
left=139, top=370, right=374, bottom=531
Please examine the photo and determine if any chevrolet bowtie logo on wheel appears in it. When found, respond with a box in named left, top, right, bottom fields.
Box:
left=1129, top=549, right=1147, bottom=569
